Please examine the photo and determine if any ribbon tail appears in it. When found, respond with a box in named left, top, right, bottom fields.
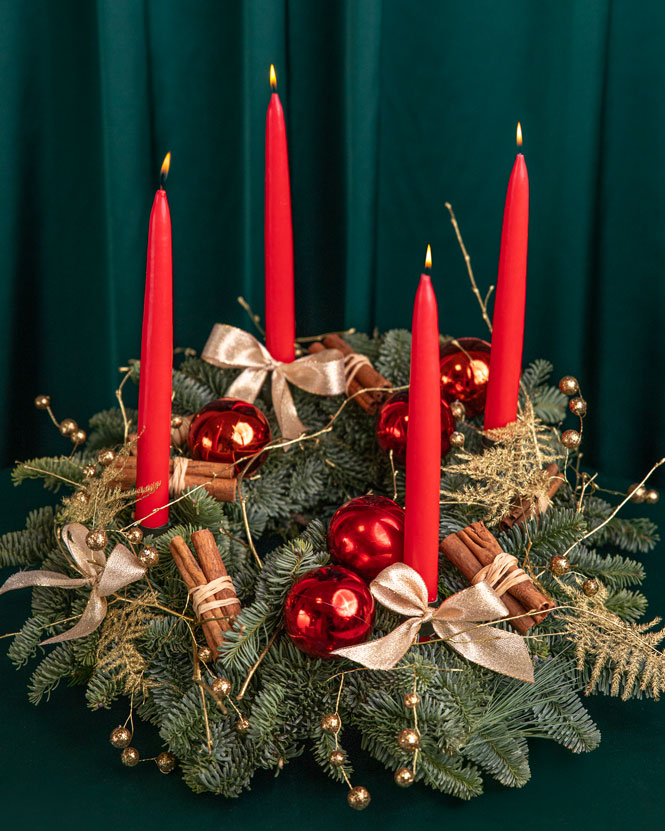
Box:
left=226, top=367, right=269, bottom=405
left=0, top=571, right=89, bottom=595
left=271, top=371, right=306, bottom=439
left=434, top=621, right=534, bottom=683
left=40, top=591, right=107, bottom=645
left=332, top=618, right=423, bottom=670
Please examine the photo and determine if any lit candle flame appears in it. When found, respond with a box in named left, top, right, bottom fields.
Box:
left=425, top=244, right=432, bottom=270
left=270, top=64, right=277, bottom=91
left=516, top=122, right=523, bottom=148
left=160, top=152, right=171, bottom=184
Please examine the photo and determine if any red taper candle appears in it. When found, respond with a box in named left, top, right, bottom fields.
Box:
left=404, top=246, right=441, bottom=601
left=136, top=153, right=173, bottom=527
left=265, top=64, right=295, bottom=363
left=484, top=123, right=529, bottom=429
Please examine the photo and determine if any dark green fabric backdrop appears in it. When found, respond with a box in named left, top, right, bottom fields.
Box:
left=2, top=1, right=665, bottom=826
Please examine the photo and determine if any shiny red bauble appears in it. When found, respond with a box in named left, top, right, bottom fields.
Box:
left=439, top=337, right=491, bottom=418
left=375, top=390, right=455, bottom=465
left=187, top=398, right=271, bottom=474
left=327, top=495, right=405, bottom=581
left=284, top=566, right=375, bottom=658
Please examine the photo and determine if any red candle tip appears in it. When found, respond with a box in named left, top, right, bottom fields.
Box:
left=270, top=64, right=277, bottom=91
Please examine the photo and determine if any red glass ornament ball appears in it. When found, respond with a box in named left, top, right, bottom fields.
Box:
left=284, top=566, right=375, bottom=658
left=328, top=495, right=405, bottom=581
left=188, top=398, right=271, bottom=474
left=375, top=390, right=455, bottom=465
left=439, top=337, right=491, bottom=418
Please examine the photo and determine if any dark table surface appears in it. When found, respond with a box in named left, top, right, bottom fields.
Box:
left=1, top=471, right=664, bottom=830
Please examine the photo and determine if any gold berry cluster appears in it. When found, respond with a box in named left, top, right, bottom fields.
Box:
left=34, top=395, right=86, bottom=446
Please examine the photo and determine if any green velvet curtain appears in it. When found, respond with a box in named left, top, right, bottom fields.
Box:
left=1, top=0, right=664, bottom=485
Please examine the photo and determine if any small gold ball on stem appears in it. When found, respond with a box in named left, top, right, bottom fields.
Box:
left=329, top=749, right=346, bottom=767
left=109, top=725, right=132, bottom=748
left=211, top=677, right=232, bottom=697
left=629, top=484, right=648, bottom=503
left=59, top=418, right=78, bottom=437
left=403, top=692, right=420, bottom=709
left=72, top=490, right=90, bottom=506
left=394, top=767, right=415, bottom=787
left=236, top=717, right=250, bottom=734
left=449, top=431, right=465, bottom=449
left=82, top=464, right=97, bottom=478
left=569, top=397, right=587, bottom=417
left=561, top=429, right=581, bottom=450
left=582, top=578, right=600, bottom=597
left=450, top=400, right=466, bottom=421
left=86, top=529, right=108, bottom=551
left=34, top=394, right=51, bottom=410
left=321, top=713, right=342, bottom=734
left=347, top=785, right=371, bottom=811
left=197, top=646, right=213, bottom=663
left=646, top=489, right=659, bottom=505
left=97, top=448, right=116, bottom=467
left=559, top=376, right=579, bottom=396
left=155, top=751, right=177, bottom=774
left=120, top=747, right=140, bottom=767
left=171, top=415, right=183, bottom=429
left=125, top=527, right=144, bottom=545
left=71, top=428, right=87, bottom=445
left=549, top=554, right=571, bottom=576
left=138, top=546, right=159, bottom=567
left=397, top=727, right=420, bottom=751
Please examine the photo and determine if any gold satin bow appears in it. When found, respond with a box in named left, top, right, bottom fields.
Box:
left=0, top=523, right=146, bottom=645
left=332, top=562, right=534, bottom=683
left=201, top=324, right=346, bottom=439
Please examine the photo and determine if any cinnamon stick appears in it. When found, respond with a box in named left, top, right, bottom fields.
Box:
left=191, top=530, right=241, bottom=632
left=439, top=532, right=535, bottom=634
left=458, top=522, right=554, bottom=623
left=169, top=535, right=225, bottom=658
left=499, top=464, right=563, bottom=532
left=110, top=456, right=237, bottom=503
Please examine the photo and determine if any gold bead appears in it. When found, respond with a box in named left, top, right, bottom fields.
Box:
left=329, top=749, right=346, bottom=767
left=109, top=726, right=132, bottom=748
left=34, top=394, right=51, bottom=410
left=449, top=431, right=465, bottom=449
left=72, top=490, right=90, bottom=506
left=397, top=727, right=420, bottom=751
left=646, top=489, right=660, bottom=505
left=211, top=677, right=232, bottom=697
left=236, top=717, right=250, bottom=734
left=561, top=429, right=581, bottom=450
left=629, top=484, right=648, bottom=503
left=549, top=554, right=570, bottom=576
left=155, top=751, right=176, bottom=774
left=559, top=376, right=579, bottom=396
left=59, top=418, right=78, bottom=436
left=197, top=646, right=213, bottom=663
left=97, top=448, right=116, bottom=467
left=171, top=415, right=183, bottom=429
left=138, top=546, right=159, bottom=567
left=347, top=786, right=371, bottom=811
left=121, top=746, right=140, bottom=767
left=125, top=527, right=144, bottom=545
left=403, top=692, right=420, bottom=709
left=394, top=767, right=415, bottom=787
left=321, top=713, right=341, bottom=734
left=71, top=429, right=87, bottom=445
left=582, top=578, right=600, bottom=597
left=86, top=529, right=108, bottom=551
left=450, top=400, right=466, bottom=421
left=569, top=397, right=587, bottom=417
left=82, top=464, right=97, bottom=478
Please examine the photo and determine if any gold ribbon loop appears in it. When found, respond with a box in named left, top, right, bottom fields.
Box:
left=201, top=324, right=346, bottom=439
left=332, top=562, right=534, bottom=683
left=0, top=523, right=146, bottom=645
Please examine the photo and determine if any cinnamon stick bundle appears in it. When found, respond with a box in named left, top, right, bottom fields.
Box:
left=499, top=464, right=563, bottom=532
left=169, top=530, right=241, bottom=658
left=109, top=456, right=237, bottom=503
left=440, top=532, right=535, bottom=634
left=308, top=334, right=392, bottom=413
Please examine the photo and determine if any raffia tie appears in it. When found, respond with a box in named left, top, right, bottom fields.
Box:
left=169, top=456, right=189, bottom=497
left=332, top=562, right=534, bottom=682
left=0, top=523, right=146, bottom=645
left=343, top=352, right=371, bottom=395
left=472, top=551, right=531, bottom=597
left=202, top=324, right=346, bottom=439
left=189, top=576, right=237, bottom=618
